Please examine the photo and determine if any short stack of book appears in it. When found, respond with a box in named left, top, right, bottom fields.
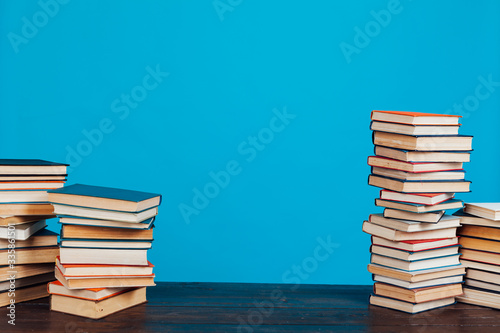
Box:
left=364, top=111, right=473, bottom=313
left=454, top=203, right=500, bottom=309
left=46, top=184, right=161, bottom=319
left=0, top=159, right=68, bottom=306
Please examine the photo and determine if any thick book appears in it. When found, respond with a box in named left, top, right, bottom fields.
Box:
left=52, top=204, right=158, bottom=223
left=0, top=220, right=47, bottom=241
left=457, top=287, right=500, bottom=310
left=370, top=111, right=461, bottom=125
left=370, top=121, right=460, bottom=136
left=56, top=257, right=154, bottom=277
left=0, top=159, right=68, bottom=175
left=453, top=210, right=500, bottom=228
left=465, top=279, right=500, bottom=293
left=48, top=184, right=161, bottom=212
left=369, top=294, right=456, bottom=314
left=368, top=156, right=463, bottom=173
left=380, top=190, right=454, bottom=205
left=461, top=259, right=500, bottom=274
left=58, top=216, right=155, bottom=230
left=375, top=146, right=471, bottom=163
left=368, top=214, right=460, bottom=232
left=372, top=167, right=465, bottom=181
left=369, top=174, right=471, bottom=193
left=0, top=215, right=55, bottom=227
left=0, top=246, right=59, bottom=265
left=371, top=245, right=459, bottom=262
left=383, top=208, right=445, bottom=223
left=373, top=131, right=473, bottom=151
left=466, top=268, right=500, bottom=285
left=60, top=238, right=152, bottom=250
left=48, top=280, right=131, bottom=301
left=367, top=263, right=465, bottom=283
left=362, top=221, right=457, bottom=241
left=0, top=228, right=58, bottom=249
left=55, top=267, right=155, bottom=289
left=370, top=253, right=461, bottom=271
left=373, top=282, right=463, bottom=303
left=460, top=236, right=500, bottom=254
left=0, top=263, right=53, bottom=282
left=0, top=272, right=54, bottom=292
left=0, top=175, right=66, bottom=181
left=0, top=181, right=65, bottom=190
left=61, top=224, right=153, bottom=240
left=458, top=225, right=500, bottom=241
left=460, top=248, right=500, bottom=266
left=375, top=198, right=463, bottom=213
left=0, top=190, right=49, bottom=203
left=0, top=283, right=49, bottom=307
left=464, top=203, right=500, bottom=221
left=371, top=236, right=459, bottom=252
left=50, top=287, right=147, bottom=319
left=59, top=247, right=148, bottom=265
left=0, top=203, right=54, bottom=216
left=373, top=274, right=463, bottom=290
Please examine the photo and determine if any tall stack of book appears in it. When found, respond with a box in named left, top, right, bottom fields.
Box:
left=455, top=203, right=500, bottom=309
left=363, top=111, right=473, bottom=313
left=46, top=184, right=161, bottom=319
left=0, top=159, right=67, bottom=306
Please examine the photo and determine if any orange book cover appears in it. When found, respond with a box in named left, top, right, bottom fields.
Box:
left=371, top=110, right=462, bottom=118
left=380, top=190, right=449, bottom=198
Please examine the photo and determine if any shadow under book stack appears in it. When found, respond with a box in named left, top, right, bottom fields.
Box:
left=453, top=203, right=500, bottom=309
left=0, top=159, right=68, bottom=307
left=363, top=111, right=473, bottom=313
left=46, top=184, right=161, bottom=319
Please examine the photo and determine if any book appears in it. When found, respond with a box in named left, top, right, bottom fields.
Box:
left=459, top=225, right=500, bottom=241
left=371, top=111, right=461, bottom=126
left=373, top=274, right=463, bottom=289
left=0, top=203, right=54, bottom=216
left=380, top=190, right=454, bottom=205
left=0, top=272, right=54, bottom=291
left=0, top=175, right=66, bottom=181
left=370, top=121, right=460, bottom=136
left=0, top=215, right=55, bottom=227
left=61, top=225, right=153, bottom=240
left=371, top=245, right=459, bottom=262
left=52, top=204, right=158, bottom=223
left=464, top=203, right=500, bottom=221
left=48, top=280, right=131, bottom=301
left=0, top=181, right=65, bottom=190
left=48, top=184, right=161, bottom=212
left=371, top=253, right=461, bottom=271
left=460, top=248, right=500, bottom=266
left=0, top=159, right=68, bottom=175
left=55, top=267, right=155, bottom=289
left=0, top=220, right=46, bottom=240
left=0, top=283, right=49, bottom=307
left=373, top=282, right=463, bottom=303
left=373, top=132, right=473, bottom=151
left=368, top=156, right=463, bottom=173
left=0, top=228, right=58, bottom=249
left=58, top=216, right=155, bottom=230
left=369, top=174, right=471, bottom=193
left=457, top=287, right=500, bottom=310
left=466, top=268, right=500, bottom=285
left=375, top=198, right=463, bottom=213
left=369, top=214, right=460, bottom=232
left=0, top=263, right=53, bottom=281
left=460, top=236, right=500, bottom=254
left=369, top=294, right=456, bottom=314
left=371, top=236, right=460, bottom=252
left=60, top=239, right=152, bottom=250
left=0, top=190, right=49, bottom=203
left=453, top=210, right=500, bottom=228
left=383, top=209, right=445, bottom=223
left=56, top=257, right=154, bottom=277
left=362, top=221, right=457, bottom=241
left=461, top=259, right=500, bottom=274
left=465, top=279, right=500, bottom=293
left=50, top=287, right=147, bottom=319
left=372, top=167, right=465, bottom=181
left=0, top=246, right=59, bottom=265
left=367, top=263, right=466, bottom=283
left=59, top=247, right=148, bottom=265
left=375, top=146, right=471, bottom=163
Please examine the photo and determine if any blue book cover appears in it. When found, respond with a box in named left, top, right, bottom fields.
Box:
left=0, top=159, right=68, bottom=166
left=48, top=184, right=161, bottom=203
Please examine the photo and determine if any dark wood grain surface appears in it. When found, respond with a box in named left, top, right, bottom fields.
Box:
left=0, top=282, right=499, bottom=332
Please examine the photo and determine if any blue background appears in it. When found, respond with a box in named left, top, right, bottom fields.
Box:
left=1, top=0, right=500, bottom=285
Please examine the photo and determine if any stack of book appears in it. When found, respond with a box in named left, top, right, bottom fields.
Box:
left=363, top=111, right=473, bottom=313
left=0, top=159, right=68, bottom=306
left=454, top=203, right=500, bottom=309
left=46, top=184, right=161, bottom=319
